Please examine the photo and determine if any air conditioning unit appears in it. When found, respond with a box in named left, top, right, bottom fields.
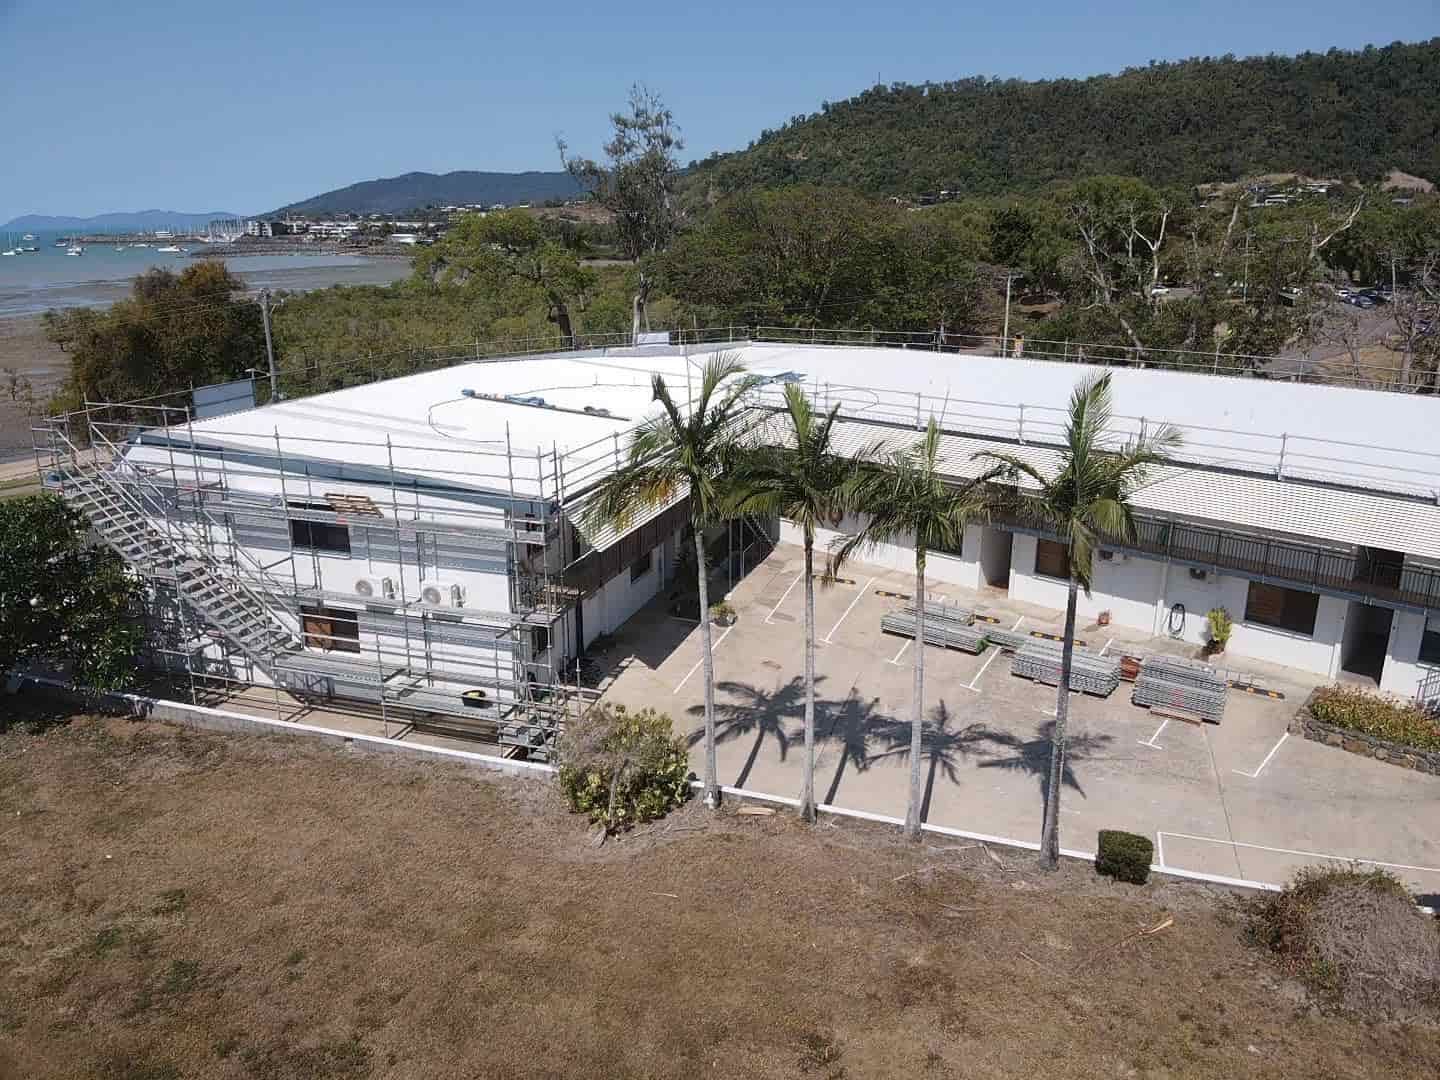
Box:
left=353, top=575, right=395, bottom=601
left=1188, top=567, right=1210, bottom=582
left=1098, top=549, right=1126, bottom=563
left=420, top=580, right=466, bottom=608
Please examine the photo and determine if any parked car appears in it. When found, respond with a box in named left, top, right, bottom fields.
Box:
left=1336, top=287, right=1354, bottom=300
left=1354, top=296, right=1376, bottom=309
left=1150, top=285, right=1171, bottom=297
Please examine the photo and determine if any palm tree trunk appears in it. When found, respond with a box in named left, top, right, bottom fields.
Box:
left=694, top=528, right=721, bottom=809
left=904, top=549, right=927, bottom=839
left=1039, top=575, right=1079, bottom=869
left=799, top=532, right=817, bottom=822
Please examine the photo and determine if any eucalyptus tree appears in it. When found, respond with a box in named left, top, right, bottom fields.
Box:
left=729, top=383, right=853, bottom=822
left=837, top=419, right=1002, bottom=839
left=583, top=353, right=759, bottom=808
left=977, top=373, right=1179, bottom=869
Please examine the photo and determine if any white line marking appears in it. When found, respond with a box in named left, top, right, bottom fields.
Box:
left=822, top=576, right=875, bottom=643
left=1155, top=831, right=1165, bottom=868
left=1231, top=732, right=1288, bottom=778
left=673, top=624, right=734, bottom=694
left=1138, top=718, right=1169, bottom=749
left=1099, top=637, right=1114, bottom=655
left=764, top=573, right=803, bottom=624
left=1156, top=831, right=1440, bottom=877
left=962, top=616, right=1022, bottom=692
left=887, top=639, right=911, bottom=665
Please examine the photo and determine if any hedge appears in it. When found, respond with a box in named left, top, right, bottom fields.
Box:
left=1308, top=686, right=1440, bottom=752
left=1096, top=830, right=1153, bottom=885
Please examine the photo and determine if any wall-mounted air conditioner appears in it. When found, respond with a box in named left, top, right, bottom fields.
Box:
left=1188, top=567, right=1210, bottom=583
left=1098, top=550, right=1126, bottom=563
left=354, top=576, right=395, bottom=601
left=420, top=580, right=466, bottom=608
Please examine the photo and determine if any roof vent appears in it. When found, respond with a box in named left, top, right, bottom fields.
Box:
left=583, top=405, right=612, bottom=416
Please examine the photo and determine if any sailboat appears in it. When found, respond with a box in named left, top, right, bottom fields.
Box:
left=157, top=244, right=181, bottom=253
left=66, top=242, right=84, bottom=256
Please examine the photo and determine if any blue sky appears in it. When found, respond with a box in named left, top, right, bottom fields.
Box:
left=1, top=0, right=1436, bottom=219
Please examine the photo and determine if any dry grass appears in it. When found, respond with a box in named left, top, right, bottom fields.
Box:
left=2, top=697, right=1438, bottom=1079
left=1249, top=866, right=1440, bottom=1022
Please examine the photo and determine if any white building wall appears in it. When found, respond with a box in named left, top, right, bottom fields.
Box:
left=1381, top=610, right=1431, bottom=696
left=1006, top=533, right=1348, bottom=677
left=579, top=530, right=677, bottom=647
left=779, top=514, right=982, bottom=593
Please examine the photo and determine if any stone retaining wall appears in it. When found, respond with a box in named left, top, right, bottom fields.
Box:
left=1289, top=691, right=1440, bottom=775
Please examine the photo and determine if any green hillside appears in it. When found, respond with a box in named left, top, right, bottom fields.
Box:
left=692, top=40, right=1440, bottom=197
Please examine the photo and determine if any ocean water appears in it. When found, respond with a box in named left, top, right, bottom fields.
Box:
left=0, top=230, right=411, bottom=317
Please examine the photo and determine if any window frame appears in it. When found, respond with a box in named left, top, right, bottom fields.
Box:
left=1243, top=580, right=1320, bottom=636
left=288, top=500, right=351, bottom=556
left=1419, top=613, right=1440, bottom=666
left=300, top=603, right=361, bottom=654
left=1032, top=538, right=1071, bottom=581
left=629, top=550, right=653, bottom=583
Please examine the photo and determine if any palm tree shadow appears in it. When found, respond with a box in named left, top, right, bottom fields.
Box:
left=818, top=687, right=895, bottom=805
left=971, top=718, right=1113, bottom=815
left=873, top=699, right=987, bottom=824
left=686, top=676, right=811, bottom=789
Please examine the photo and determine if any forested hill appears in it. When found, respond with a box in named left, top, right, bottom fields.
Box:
left=691, top=40, right=1440, bottom=197
left=270, top=170, right=583, bottom=215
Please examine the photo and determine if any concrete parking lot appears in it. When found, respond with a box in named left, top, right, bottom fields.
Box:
left=600, top=542, right=1440, bottom=900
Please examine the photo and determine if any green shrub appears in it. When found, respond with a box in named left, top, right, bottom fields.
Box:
left=1308, top=685, right=1440, bottom=752
left=556, top=704, right=692, bottom=832
left=1205, top=607, right=1233, bottom=649
left=1095, top=829, right=1154, bottom=884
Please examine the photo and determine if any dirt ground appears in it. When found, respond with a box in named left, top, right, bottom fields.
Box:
left=1, top=698, right=1436, bottom=1079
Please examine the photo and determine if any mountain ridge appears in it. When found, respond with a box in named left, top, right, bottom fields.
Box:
left=690, top=39, right=1440, bottom=197
left=1, top=210, right=243, bottom=231
left=269, top=170, right=583, bottom=216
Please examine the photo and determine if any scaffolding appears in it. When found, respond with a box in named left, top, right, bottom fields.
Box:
left=31, top=396, right=635, bottom=758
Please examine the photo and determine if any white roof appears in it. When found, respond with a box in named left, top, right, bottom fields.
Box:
left=167, top=341, right=1440, bottom=555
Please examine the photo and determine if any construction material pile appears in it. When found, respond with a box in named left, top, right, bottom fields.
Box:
left=1011, top=640, right=1122, bottom=696
left=881, top=609, right=987, bottom=653
left=983, top=626, right=1030, bottom=652
left=1132, top=655, right=1228, bottom=723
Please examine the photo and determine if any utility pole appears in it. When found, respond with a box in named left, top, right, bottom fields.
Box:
left=259, top=289, right=279, bottom=402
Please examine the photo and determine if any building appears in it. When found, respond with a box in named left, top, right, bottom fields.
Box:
left=36, top=337, right=1440, bottom=753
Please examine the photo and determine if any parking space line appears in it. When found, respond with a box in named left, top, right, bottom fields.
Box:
left=1156, top=831, right=1440, bottom=877
left=672, top=625, right=734, bottom=694
left=962, top=616, right=1022, bottom=692
left=1138, top=718, right=1169, bottom=749
left=1231, top=732, right=1288, bottom=778
left=821, top=576, right=876, bottom=643
left=887, top=639, right=911, bottom=665
left=764, top=573, right=804, bottom=624
left=1099, top=637, right=1114, bottom=655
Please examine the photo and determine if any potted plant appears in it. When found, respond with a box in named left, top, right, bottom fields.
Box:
left=461, top=688, right=490, bottom=709
left=1204, top=607, right=1233, bottom=656
left=1097, top=609, right=1112, bottom=627
left=709, top=599, right=737, bottom=626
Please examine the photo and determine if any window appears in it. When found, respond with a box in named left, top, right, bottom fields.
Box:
left=300, top=604, right=360, bottom=653
left=1420, top=614, right=1440, bottom=666
left=1033, top=539, right=1070, bottom=580
left=288, top=500, right=350, bottom=555
left=1244, top=581, right=1319, bottom=635
left=630, top=550, right=653, bottom=583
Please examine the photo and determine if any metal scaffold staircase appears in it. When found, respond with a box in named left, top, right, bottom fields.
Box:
left=57, top=467, right=305, bottom=675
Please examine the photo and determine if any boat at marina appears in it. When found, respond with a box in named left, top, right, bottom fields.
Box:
left=157, top=244, right=181, bottom=253
left=66, top=244, right=84, bottom=256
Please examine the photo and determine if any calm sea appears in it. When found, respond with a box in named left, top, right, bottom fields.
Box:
left=0, top=230, right=411, bottom=318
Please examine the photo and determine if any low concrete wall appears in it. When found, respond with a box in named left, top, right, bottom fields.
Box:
left=1289, top=690, right=1440, bottom=776
left=16, top=677, right=557, bottom=780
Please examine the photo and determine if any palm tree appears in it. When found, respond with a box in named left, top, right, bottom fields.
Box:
left=837, top=418, right=1002, bottom=840
left=976, top=372, right=1180, bottom=869
left=729, top=384, right=853, bottom=822
left=584, top=352, right=759, bottom=808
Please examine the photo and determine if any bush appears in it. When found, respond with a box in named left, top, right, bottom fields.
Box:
left=556, top=704, right=692, bottom=832
left=1095, top=830, right=1154, bottom=884
left=1205, top=607, right=1233, bottom=650
left=1248, top=864, right=1440, bottom=1020
left=1308, top=685, right=1440, bottom=752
